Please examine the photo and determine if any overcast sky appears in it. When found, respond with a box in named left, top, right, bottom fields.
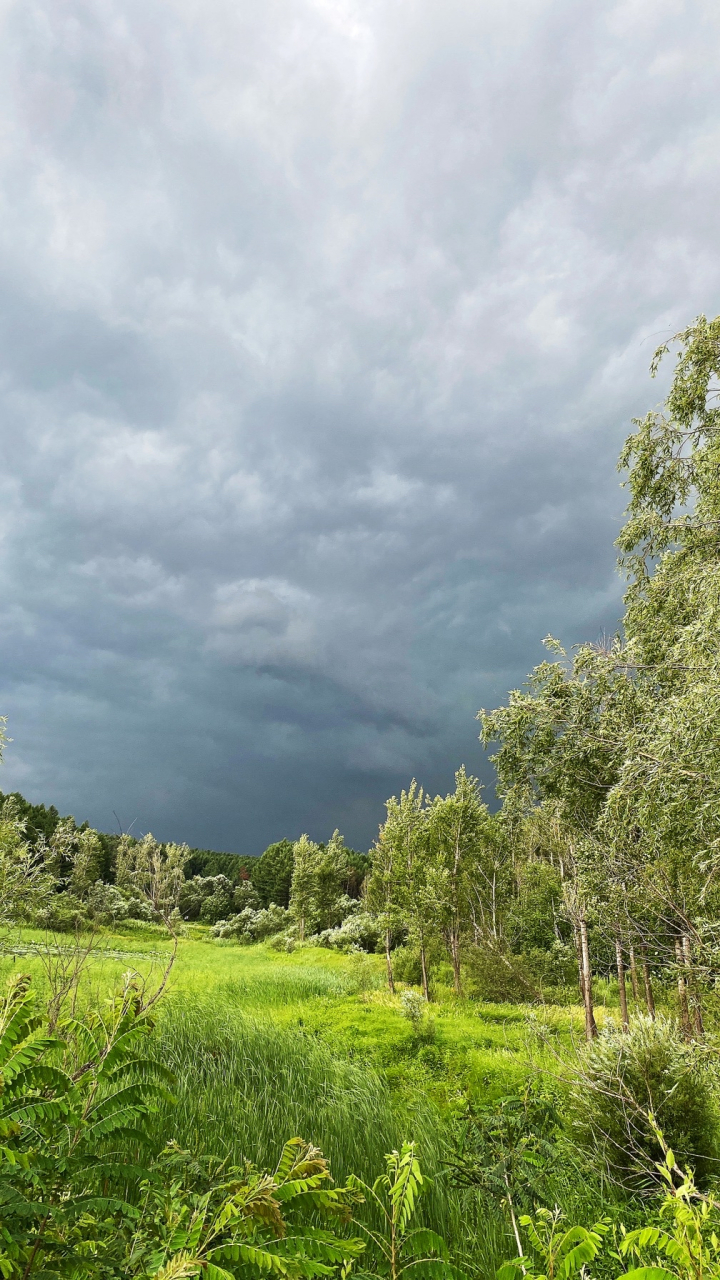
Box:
left=0, top=0, right=717, bottom=853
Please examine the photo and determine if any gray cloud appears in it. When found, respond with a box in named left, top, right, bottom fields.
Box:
left=0, top=0, right=718, bottom=849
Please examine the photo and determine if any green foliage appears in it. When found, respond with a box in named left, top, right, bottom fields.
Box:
left=567, top=1016, right=717, bottom=1190
left=498, top=1150, right=720, bottom=1280
left=0, top=968, right=173, bottom=1275
left=179, top=874, right=250, bottom=924
left=116, top=834, right=190, bottom=926
left=0, top=788, right=64, bottom=846
left=313, top=908, right=379, bottom=953
left=449, top=1084, right=563, bottom=1259
left=252, top=841, right=296, bottom=908
left=349, top=1142, right=460, bottom=1280
left=618, top=1150, right=720, bottom=1280
left=497, top=1209, right=609, bottom=1280
left=125, top=1137, right=366, bottom=1280
left=426, top=768, right=492, bottom=996
left=290, top=834, right=351, bottom=940
left=0, top=800, right=55, bottom=926
left=184, top=849, right=257, bottom=883
left=212, top=903, right=289, bottom=941
left=505, top=862, right=566, bottom=954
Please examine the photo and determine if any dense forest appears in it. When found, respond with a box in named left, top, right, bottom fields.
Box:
left=2, top=317, right=720, bottom=1277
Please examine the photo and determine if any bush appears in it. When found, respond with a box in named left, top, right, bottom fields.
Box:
left=212, top=903, right=289, bottom=941
left=567, top=1014, right=718, bottom=1189
left=86, top=880, right=130, bottom=924
left=33, top=894, right=87, bottom=932
left=391, top=945, right=423, bottom=985
left=180, top=874, right=236, bottom=923
left=315, top=910, right=380, bottom=953
left=463, top=943, right=545, bottom=1003
left=233, top=880, right=261, bottom=912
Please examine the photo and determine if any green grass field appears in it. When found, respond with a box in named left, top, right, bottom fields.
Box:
left=0, top=923, right=633, bottom=1276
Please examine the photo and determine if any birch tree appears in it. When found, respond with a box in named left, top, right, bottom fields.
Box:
left=427, top=768, right=489, bottom=997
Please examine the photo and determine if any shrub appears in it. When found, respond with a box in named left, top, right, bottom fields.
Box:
left=315, top=910, right=380, bottom=952
left=212, top=903, right=289, bottom=941
left=33, top=892, right=87, bottom=932
left=124, top=893, right=156, bottom=921
left=567, top=1014, right=718, bottom=1189
left=400, top=989, right=426, bottom=1028
left=86, top=880, right=130, bottom=924
left=391, top=944, right=423, bottom=985
left=180, top=873, right=236, bottom=922
left=463, top=944, right=546, bottom=1003
left=233, top=880, right=261, bottom=912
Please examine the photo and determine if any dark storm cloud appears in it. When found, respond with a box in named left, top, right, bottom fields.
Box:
left=0, top=0, right=718, bottom=849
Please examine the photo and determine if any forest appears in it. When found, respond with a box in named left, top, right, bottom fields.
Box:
left=0, top=316, right=719, bottom=1277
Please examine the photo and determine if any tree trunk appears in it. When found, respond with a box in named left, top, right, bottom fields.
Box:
left=579, top=919, right=597, bottom=1040
left=629, top=945, right=640, bottom=1003
left=573, top=923, right=586, bottom=1003
left=674, top=936, right=691, bottom=1038
left=682, top=933, right=704, bottom=1037
left=491, top=871, right=498, bottom=939
left=615, top=936, right=629, bottom=1031
left=640, top=945, right=655, bottom=1019
left=420, top=941, right=430, bottom=1002
left=449, top=929, right=463, bottom=997
left=503, top=1170, right=526, bottom=1269
left=385, top=929, right=395, bottom=994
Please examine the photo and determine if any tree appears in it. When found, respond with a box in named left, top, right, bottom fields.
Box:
left=116, top=833, right=189, bottom=927
left=0, top=798, right=55, bottom=927
left=366, top=825, right=405, bottom=994
left=427, top=768, right=490, bottom=997
left=289, top=834, right=320, bottom=941
left=479, top=642, right=640, bottom=1037
left=373, top=782, right=445, bottom=1001
left=68, top=826, right=104, bottom=899
left=314, top=830, right=351, bottom=928
left=251, top=839, right=295, bottom=907
left=603, top=316, right=720, bottom=1031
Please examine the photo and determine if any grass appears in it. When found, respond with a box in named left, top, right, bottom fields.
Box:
left=0, top=923, right=657, bottom=1275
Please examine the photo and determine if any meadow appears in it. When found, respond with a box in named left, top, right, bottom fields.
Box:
left=0, top=922, right=633, bottom=1276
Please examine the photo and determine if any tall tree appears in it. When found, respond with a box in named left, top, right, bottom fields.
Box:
left=427, top=767, right=489, bottom=997
left=289, top=835, right=320, bottom=942
left=366, top=823, right=406, bottom=994
left=116, top=834, right=189, bottom=926
left=252, top=839, right=295, bottom=908
left=373, top=782, right=446, bottom=1000
left=603, top=316, right=720, bottom=1031
left=479, top=641, right=639, bottom=1036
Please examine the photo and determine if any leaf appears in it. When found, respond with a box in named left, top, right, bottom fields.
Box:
left=618, top=1269, right=678, bottom=1280
left=399, top=1260, right=466, bottom=1280
left=496, top=1263, right=526, bottom=1280
left=402, top=1230, right=450, bottom=1260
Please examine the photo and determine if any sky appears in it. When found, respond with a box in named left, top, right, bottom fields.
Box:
left=0, top=0, right=718, bottom=853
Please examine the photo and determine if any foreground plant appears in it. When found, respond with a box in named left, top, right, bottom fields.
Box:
left=497, top=1147, right=720, bottom=1280
left=126, top=1137, right=366, bottom=1280
left=348, top=1142, right=461, bottom=1280
left=0, top=973, right=369, bottom=1278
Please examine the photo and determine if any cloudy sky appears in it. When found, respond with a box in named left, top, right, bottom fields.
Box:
left=0, top=0, right=717, bottom=853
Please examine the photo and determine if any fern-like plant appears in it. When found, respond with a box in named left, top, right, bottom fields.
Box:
left=496, top=1208, right=609, bottom=1280
left=348, top=1142, right=461, bottom=1280
left=125, top=1136, right=366, bottom=1279
left=0, top=970, right=174, bottom=1275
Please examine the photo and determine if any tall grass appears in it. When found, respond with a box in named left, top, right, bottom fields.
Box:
left=150, top=996, right=512, bottom=1275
